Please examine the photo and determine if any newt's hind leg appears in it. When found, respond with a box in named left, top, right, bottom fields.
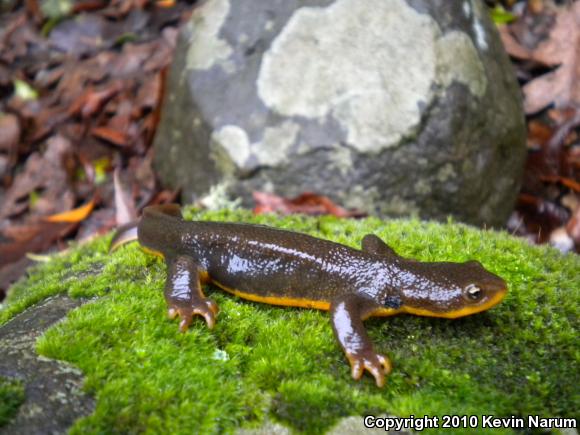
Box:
left=361, top=234, right=400, bottom=259
left=165, top=255, right=218, bottom=332
left=330, top=293, right=392, bottom=387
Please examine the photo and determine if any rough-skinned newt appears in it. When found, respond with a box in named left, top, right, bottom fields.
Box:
left=111, top=204, right=508, bottom=387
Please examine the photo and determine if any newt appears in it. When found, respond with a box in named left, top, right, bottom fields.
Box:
left=111, top=204, right=508, bottom=387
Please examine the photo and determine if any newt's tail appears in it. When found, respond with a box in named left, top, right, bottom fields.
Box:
left=109, top=204, right=183, bottom=252
left=142, top=203, right=183, bottom=220
left=110, top=221, right=139, bottom=252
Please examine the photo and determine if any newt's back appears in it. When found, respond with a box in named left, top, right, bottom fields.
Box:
left=139, top=208, right=382, bottom=303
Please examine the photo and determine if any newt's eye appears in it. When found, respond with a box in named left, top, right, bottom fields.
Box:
left=464, top=284, right=482, bottom=301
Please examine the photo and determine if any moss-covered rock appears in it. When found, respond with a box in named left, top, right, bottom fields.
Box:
left=0, top=293, right=95, bottom=433
left=1, top=208, right=578, bottom=434
left=0, top=376, right=25, bottom=427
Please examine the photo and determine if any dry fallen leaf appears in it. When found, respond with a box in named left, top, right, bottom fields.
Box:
left=253, top=191, right=366, bottom=218
left=522, top=2, right=580, bottom=114
left=498, top=25, right=532, bottom=60
left=0, top=0, right=194, bottom=298
left=540, top=175, right=580, bottom=193
left=526, top=119, right=553, bottom=150
left=113, top=168, right=137, bottom=225
left=0, top=135, right=75, bottom=219
left=0, top=221, right=76, bottom=267
left=49, top=14, right=110, bottom=57
left=90, top=126, right=129, bottom=146
left=512, top=193, right=570, bottom=244
left=0, top=113, right=20, bottom=152
left=43, top=197, right=95, bottom=223
left=68, top=82, right=122, bottom=118
left=0, top=198, right=96, bottom=289
left=565, top=202, right=580, bottom=246
left=0, top=257, right=34, bottom=297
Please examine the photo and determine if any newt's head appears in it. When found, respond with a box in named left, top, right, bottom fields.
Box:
left=397, top=260, right=508, bottom=319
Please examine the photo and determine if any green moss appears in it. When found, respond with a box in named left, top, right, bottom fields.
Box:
left=0, top=376, right=25, bottom=427
left=1, top=209, right=579, bottom=434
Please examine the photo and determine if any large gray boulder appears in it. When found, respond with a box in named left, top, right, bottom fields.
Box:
left=153, top=0, right=526, bottom=226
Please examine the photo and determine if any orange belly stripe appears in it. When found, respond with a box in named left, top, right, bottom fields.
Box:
left=211, top=280, right=331, bottom=311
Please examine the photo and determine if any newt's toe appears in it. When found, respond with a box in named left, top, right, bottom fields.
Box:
left=350, top=358, right=363, bottom=380
left=193, top=305, right=216, bottom=329
left=206, top=299, right=219, bottom=315
left=377, top=354, right=392, bottom=375
left=366, top=360, right=385, bottom=388
left=167, top=299, right=219, bottom=331
left=346, top=351, right=391, bottom=388
left=167, top=305, right=194, bottom=331
left=179, top=316, right=192, bottom=332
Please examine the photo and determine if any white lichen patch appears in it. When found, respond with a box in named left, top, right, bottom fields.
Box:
left=256, top=0, right=491, bottom=153
left=435, top=31, right=487, bottom=97
left=414, top=178, right=432, bottom=195
left=327, top=144, right=354, bottom=176
left=198, top=182, right=241, bottom=210
left=211, top=121, right=299, bottom=171
left=251, top=120, right=300, bottom=166
left=342, top=185, right=378, bottom=211
left=222, top=60, right=237, bottom=75
left=295, top=140, right=311, bottom=156
left=257, top=0, right=439, bottom=153
left=186, top=0, right=233, bottom=70
left=212, top=349, right=230, bottom=361
left=380, top=195, right=420, bottom=216
left=461, top=159, right=476, bottom=178
left=437, top=163, right=456, bottom=182
left=473, top=20, right=488, bottom=51
left=211, top=125, right=251, bottom=169
left=471, top=0, right=489, bottom=51
left=264, top=20, right=275, bottom=32
left=463, top=1, right=472, bottom=18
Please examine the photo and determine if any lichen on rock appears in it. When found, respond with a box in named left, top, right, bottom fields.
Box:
left=154, top=0, right=526, bottom=226
left=185, top=0, right=233, bottom=71
left=257, top=0, right=439, bottom=153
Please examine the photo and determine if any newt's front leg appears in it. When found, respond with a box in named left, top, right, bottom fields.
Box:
left=330, top=293, right=392, bottom=387
left=165, top=255, right=218, bottom=332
